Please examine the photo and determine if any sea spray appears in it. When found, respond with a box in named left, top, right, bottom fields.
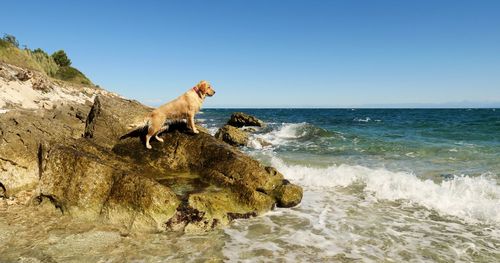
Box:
left=269, top=156, right=500, bottom=224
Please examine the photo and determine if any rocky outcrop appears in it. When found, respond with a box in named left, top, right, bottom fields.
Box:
left=215, top=112, right=272, bottom=148
left=214, top=125, right=249, bottom=146
left=38, top=140, right=180, bottom=231
left=114, top=122, right=295, bottom=231
left=227, top=112, right=265, bottom=127
left=0, top=61, right=302, bottom=233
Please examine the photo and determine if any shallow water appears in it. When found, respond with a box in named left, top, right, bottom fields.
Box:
left=1, top=109, right=499, bottom=262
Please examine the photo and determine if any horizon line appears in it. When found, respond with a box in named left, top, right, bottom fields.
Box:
left=199, top=107, right=499, bottom=109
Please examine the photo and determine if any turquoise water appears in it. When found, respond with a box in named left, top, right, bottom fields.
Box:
left=199, top=108, right=500, bottom=261
left=202, top=109, right=500, bottom=178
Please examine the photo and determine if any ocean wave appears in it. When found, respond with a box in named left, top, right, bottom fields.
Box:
left=353, top=117, right=382, bottom=123
left=247, top=122, right=337, bottom=149
left=270, top=157, right=500, bottom=224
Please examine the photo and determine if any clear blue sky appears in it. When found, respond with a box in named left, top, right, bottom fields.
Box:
left=2, top=0, right=500, bottom=107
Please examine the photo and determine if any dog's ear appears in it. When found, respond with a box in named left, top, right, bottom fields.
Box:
left=197, top=80, right=208, bottom=92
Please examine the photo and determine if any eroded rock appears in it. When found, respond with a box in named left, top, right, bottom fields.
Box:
left=273, top=180, right=303, bottom=208
left=214, top=124, right=249, bottom=146
left=227, top=112, right=265, bottom=127
left=15, top=70, right=32, bottom=81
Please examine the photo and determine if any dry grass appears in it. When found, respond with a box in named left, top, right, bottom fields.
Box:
left=0, top=39, right=92, bottom=85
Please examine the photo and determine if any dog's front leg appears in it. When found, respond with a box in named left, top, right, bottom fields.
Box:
left=188, top=115, right=199, bottom=134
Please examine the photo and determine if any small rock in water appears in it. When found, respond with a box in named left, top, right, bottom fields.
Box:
left=227, top=112, right=265, bottom=127
left=273, top=180, right=303, bottom=208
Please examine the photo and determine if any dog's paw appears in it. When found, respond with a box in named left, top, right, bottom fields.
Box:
left=156, top=137, right=164, bottom=142
left=193, top=130, right=199, bottom=134
left=146, top=144, right=152, bottom=149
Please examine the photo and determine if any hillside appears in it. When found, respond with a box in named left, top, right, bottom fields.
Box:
left=0, top=35, right=92, bottom=85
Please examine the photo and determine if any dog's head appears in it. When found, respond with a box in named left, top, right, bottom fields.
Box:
left=197, top=80, right=216, bottom=97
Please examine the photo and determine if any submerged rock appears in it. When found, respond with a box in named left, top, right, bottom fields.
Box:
left=227, top=112, right=265, bottom=127
left=214, top=124, right=249, bottom=146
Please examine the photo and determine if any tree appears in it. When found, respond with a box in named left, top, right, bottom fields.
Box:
left=51, top=50, right=71, bottom=67
left=2, top=34, right=19, bottom=47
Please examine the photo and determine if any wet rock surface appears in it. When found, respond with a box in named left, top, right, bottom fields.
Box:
left=273, top=180, right=304, bottom=208
left=0, top=62, right=302, bottom=232
left=214, top=124, right=249, bottom=146
left=227, top=112, right=265, bottom=127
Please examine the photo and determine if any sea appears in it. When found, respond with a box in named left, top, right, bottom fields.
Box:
left=1, top=108, right=499, bottom=262
left=198, top=108, right=500, bottom=262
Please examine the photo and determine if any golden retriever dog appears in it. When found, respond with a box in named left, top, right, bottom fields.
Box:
left=143, top=80, right=215, bottom=149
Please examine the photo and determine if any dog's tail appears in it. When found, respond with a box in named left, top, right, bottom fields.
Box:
left=119, top=117, right=151, bottom=140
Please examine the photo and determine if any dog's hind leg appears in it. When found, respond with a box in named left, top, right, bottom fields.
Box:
left=145, top=134, right=153, bottom=149
left=155, top=125, right=169, bottom=142
left=145, top=116, right=163, bottom=149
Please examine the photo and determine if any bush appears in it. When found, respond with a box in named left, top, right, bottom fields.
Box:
left=54, top=66, right=92, bottom=85
left=2, top=34, right=19, bottom=48
left=32, top=48, right=48, bottom=56
left=51, top=50, right=71, bottom=67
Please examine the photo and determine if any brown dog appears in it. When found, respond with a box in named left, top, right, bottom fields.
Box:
left=143, top=80, right=215, bottom=149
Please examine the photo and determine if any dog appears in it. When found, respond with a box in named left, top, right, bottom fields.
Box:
left=141, top=80, right=215, bottom=149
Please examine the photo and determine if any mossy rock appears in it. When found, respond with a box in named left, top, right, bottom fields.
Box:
left=227, top=112, right=265, bottom=127
left=214, top=125, right=249, bottom=146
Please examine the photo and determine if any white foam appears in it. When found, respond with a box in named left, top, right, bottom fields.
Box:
left=271, top=122, right=309, bottom=139
left=207, top=127, right=219, bottom=136
left=354, top=117, right=371, bottom=122
left=248, top=122, right=309, bottom=148
left=270, top=157, right=500, bottom=224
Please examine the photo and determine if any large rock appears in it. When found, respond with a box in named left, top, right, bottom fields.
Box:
left=83, top=95, right=150, bottom=149
left=214, top=124, right=249, bottom=146
left=38, top=140, right=180, bottom=229
left=0, top=62, right=303, bottom=232
left=33, top=100, right=302, bottom=232
left=114, top=123, right=298, bottom=231
left=227, top=112, right=265, bottom=127
left=0, top=105, right=89, bottom=196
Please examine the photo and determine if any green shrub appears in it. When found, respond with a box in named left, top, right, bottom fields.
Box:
left=51, top=50, right=71, bottom=67
left=2, top=34, right=19, bottom=48
left=54, top=66, right=92, bottom=85
left=32, top=48, right=48, bottom=56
